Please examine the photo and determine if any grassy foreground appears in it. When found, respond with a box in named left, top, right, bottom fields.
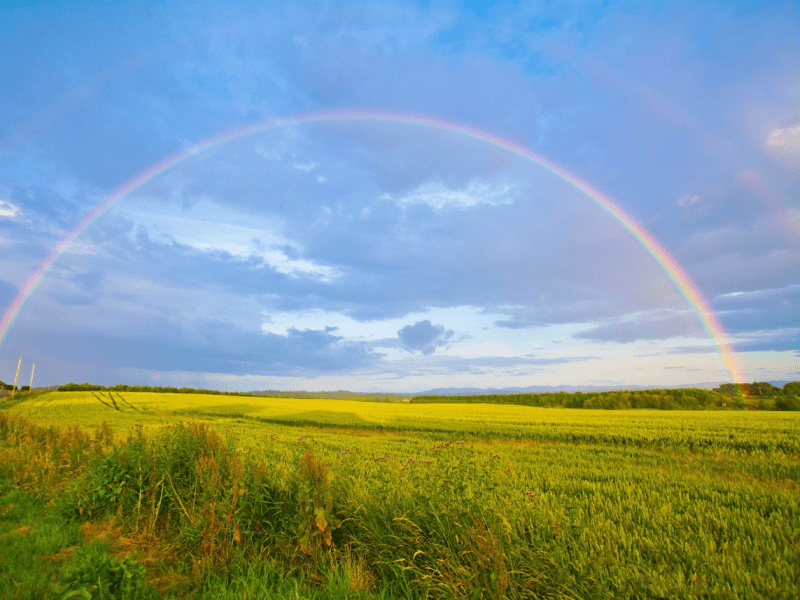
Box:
left=0, top=391, right=798, bottom=598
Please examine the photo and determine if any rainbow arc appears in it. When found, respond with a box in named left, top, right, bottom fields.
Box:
left=0, top=110, right=743, bottom=383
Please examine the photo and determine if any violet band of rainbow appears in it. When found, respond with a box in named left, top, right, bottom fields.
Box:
left=0, top=109, right=744, bottom=384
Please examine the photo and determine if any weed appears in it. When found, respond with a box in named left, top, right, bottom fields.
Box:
left=296, top=451, right=341, bottom=572
left=54, top=542, right=154, bottom=600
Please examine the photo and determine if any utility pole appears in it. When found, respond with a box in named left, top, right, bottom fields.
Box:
left=12, top=355, right=22, bottom=397
left=29, top=363, right=35, bottom=393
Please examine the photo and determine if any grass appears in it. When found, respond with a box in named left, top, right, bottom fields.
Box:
left=0, top=392, right=798, bottom=598
left=0, top=487, right=80, bottom=599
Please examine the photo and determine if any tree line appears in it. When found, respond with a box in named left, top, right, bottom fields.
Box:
left=413, top=382, right=800, bottom=410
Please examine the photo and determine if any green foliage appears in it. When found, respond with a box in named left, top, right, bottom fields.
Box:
left=774, top=396, right=800, bottom=411
left=296, top=451, right=341, bottom=567
left=59, top=383, right=106, bottom=392
left=54, top=543, right=153, bottom=600
left=83, top=457, right=133, bottom=517
left=784, top=381, right=800, bottom=396
left=414, top=387, right=732, bottom=410
left=58, top=382, right=259, bottom=396
left=747, top=381, right=782, bottom=396
left=715, top=383, right=742, bottom=397
left=715, top=381, right=789, bottom=398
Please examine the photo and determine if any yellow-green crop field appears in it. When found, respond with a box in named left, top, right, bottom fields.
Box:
left=2, top=391, right=799, bottom=598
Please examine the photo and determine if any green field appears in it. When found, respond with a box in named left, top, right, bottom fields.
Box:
left=1, top=391, right=798, bottom=598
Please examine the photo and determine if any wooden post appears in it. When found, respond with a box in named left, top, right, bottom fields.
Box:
left=12, top=356, right=22, bottom=397
left=29, top=364, right=35, bottom=393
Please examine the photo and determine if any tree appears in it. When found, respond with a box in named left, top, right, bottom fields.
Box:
left=783, top=381, right=800, bottom=396
left=748, top=382, right=781, bottom=396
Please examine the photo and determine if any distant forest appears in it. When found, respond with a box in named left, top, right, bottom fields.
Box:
left=49, top=383, right=404, bottom=402
left=412, top=382, right=800, bottom=411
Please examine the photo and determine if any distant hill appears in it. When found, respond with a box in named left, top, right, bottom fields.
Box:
left=413, top=382, right=733, bottom=396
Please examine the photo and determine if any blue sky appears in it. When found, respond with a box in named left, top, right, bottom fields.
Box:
left=1, top=0, right=798, bottom=392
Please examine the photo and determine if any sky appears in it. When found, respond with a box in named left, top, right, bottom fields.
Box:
left=0, top=0, right=798, bottom=393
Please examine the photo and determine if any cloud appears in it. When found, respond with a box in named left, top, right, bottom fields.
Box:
left=384, top=180, right=514, bottom=211
left=10, top=315, right=383, bottom=379
left=397, top=320, right=454, bottom=354
left=123, top=200, right=341, bottom=281
left=714, top=284, right=800, bottom=336
left=767, top=125, right=800, bottom=150
left=573, top=310, right=702, bottom=343
left=731, top=328, right=800, bottom=354
left=765, top=124, right=800, bottom=169
left=0, top=201, right=20, bottom=219
left=676, top=193, right=701, bottom=208
left=64, top=241, right=104, bottom=256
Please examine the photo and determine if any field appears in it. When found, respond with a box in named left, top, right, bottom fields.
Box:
left=1, top=391, right=798, bottom=599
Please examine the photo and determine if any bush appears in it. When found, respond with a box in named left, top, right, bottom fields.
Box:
left=54, top=542, right=154, bottom=600
left=774, top=396, right=800, bottom=411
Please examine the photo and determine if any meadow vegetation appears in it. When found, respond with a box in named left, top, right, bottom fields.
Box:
left=0, top=390, right=797, bottom=598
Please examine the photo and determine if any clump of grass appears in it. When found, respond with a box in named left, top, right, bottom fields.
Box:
left=54, top=541, right=156, bottom=600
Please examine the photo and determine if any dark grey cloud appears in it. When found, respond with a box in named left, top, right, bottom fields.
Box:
left=733, top=329, right=800, bottom=354
left=79, top=153, right=685, bottom=329
left=397, top=320, right=453, bottom=355
left=7, top=316, right=382, bottom=384
left=714, top=285, right=800, bottom=335
left=573, top=310, right=702, bottom=343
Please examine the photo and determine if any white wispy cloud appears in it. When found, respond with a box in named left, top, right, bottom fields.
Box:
left=767, top=125, right=800, bottom=151
left=676, top=193, right=701, bottom=208
left=0, top=200, right=20, bottom=219
left=124, top=201, right=338, bottom=281
left=766, top=124, right=800, bottom=169
left=384, top=180, right=514, bottom=211
left=64, top=241, right=103, bottom=256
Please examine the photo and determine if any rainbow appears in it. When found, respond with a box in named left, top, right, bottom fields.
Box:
left=0, top=110, right=744, bottom=383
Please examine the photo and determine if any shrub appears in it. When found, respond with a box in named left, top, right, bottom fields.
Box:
left=54, top=543, right=154, bottom=600
left=774, top=396, right=800, bottom=411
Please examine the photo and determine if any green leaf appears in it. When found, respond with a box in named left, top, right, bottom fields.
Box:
left=61, top=588, right=93, bottom=600
left=314, top=507, right=328, bottom=532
